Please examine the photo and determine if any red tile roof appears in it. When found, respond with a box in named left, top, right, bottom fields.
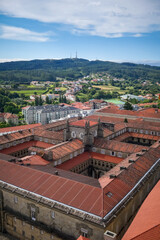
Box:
left=0, top=129, right=33, bottom=145
left=94, top=138, right=148, bottom=154
left=0, top=123, right=41, bottom=134
left=57, top=152, right=123, bottom=171
left=52, top=139, right=84, bottom=160
left=57, top=152, right=90, bottom=170
left=122, top=181, right=160, bottom=240
left=0, top=140, right=54, bottom=154
left=91, top=152, right=123, bottom=164
left=34, top=129, right=64, bottom=141
left=20, top=155, right=49, bottom=166
left=0, top=145, right=159, bottom=218
left=4, top=113, right=18, bottom=119
left=98, top=106, right=160, bottom=119
left=69, top=119, right=97, bottom=127
left=77, top=236, right=91, bottom=240
left=0, top=160, right=103, bottom=217
left=114, top=132, right=159, bottom=141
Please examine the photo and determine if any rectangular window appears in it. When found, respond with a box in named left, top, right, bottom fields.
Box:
left=118, top=152, right=122, bottom=157
left=31, top=207, right=36, bottom=221
left=14, top=196, right=18, bottom=203
left=51, top=211, right=55, bottom=219
left=31, top=236, right=34, bottom=240
left=22, top=230, right=25, bottom=237
left=81, top=228, right=88, bottom=238
left=111, top=151, right=115, bottom=156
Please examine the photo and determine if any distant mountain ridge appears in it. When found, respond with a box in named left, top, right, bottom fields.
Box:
left=0, top=58, right=160, bottom=71
left=0, top=58, right=160, bottom=83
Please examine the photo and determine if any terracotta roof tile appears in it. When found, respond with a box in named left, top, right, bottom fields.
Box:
left=91, top=152, right=123, bottom=164
left=70, top=119, right=97, bottom=127
left=34, top=129, right=64, bottom=141
left=57, top=151, right=123, bottom=171
left=52, top=139, right=84, bottom=160
left=20, top=155, right=49, bottom=166
left=0, top=140, right=54, bottom=154
left=97, top=106, right=160, bottom=120
left=57, top=152, right=90, bottom=170
left=0, top=123, right=41, bottom=134
left=94, top=138, right=148, bottom=154
left=0, top=129, right=33, bottom=145
left=122, top=181, right=160, bottom=240
left=0, top=144, right=159, bottom=218
left=77, top=235, right=91, bottom=240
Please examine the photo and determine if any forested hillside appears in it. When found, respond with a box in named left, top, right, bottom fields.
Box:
left=0, top=58, right=160, bottom=83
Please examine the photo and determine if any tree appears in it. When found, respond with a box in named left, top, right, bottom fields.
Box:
left=39, top=95, right=43, bottom=106
left=123, top=101, right=133, bottom=110
left=46, top=96, right=50, bottom=104
left=35, top=96, right=39, bottom=106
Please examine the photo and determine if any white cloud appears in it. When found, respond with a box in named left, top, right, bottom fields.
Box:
left=0, top=0, right=160, bottom=38
left=0, top=25, right=51, bottom=42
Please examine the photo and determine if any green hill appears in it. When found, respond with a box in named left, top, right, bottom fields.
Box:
left=0, top=58, right=160, bottom=83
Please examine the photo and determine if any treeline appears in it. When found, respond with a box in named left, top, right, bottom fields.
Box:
left=76, top=85, right=119, bottom=102
left=0, top=58, right=160, bottom=83
left=0, top=88, right=26, bottom=114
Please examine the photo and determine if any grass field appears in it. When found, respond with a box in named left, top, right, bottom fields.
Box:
left=11, top=89, right=46, bottom=96
left=60, top=87, right=67, bottom=91
left=106, top=99, right=125, bottom=105
left=92, top=84, right=126, bottom=94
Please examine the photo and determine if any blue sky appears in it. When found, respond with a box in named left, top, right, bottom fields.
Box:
left=0, top=0, right=160, bottom=65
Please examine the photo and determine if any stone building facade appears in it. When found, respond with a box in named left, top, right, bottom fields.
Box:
left=22, top=105, right=80, bottom=124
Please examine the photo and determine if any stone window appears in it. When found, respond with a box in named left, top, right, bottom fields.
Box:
left=14, top=196, right=18, bottom=204
left=94, top=130, right=97, bottom=137
left=54, top=161, right=57, bottom=166
left=31, top=236, right=34, bottom=240
left=110, top=151, right=115, bottom=156
left=92, top=147, right=96, bottom=152
left=71, top=131, right=76, bottom=138
left=81, top=228, right=88, bottom=238
left=22, top=230, right=25, bottom=237
left=51, top=211, right=55, bottom=219
left=74, top=151, right=77, bottom=157
left=118, top=152, right=122, bottom=158
left=101, top=149, right=105, bottom=155
left=31, top=207, right=36, bottom=221
left=58, top=159, right=62, bottom=165
left=79, top=132, right=84, bottom=139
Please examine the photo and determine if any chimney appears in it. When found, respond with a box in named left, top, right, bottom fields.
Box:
left=120, top=166, right=127, bottom=170
left=104, top=230, right=117, bottom=240
left=54, top=171, right=59, bottom=175
left=129, top=159, right=135, bottom=163
left=109, top=174, right=117, bottom=179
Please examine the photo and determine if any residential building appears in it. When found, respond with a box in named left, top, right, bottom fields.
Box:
left=120, top=94, right=145, bottom=101
left=22, top=105, right=80, bottom=124
left=0, top=113, right=19, bottom=125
